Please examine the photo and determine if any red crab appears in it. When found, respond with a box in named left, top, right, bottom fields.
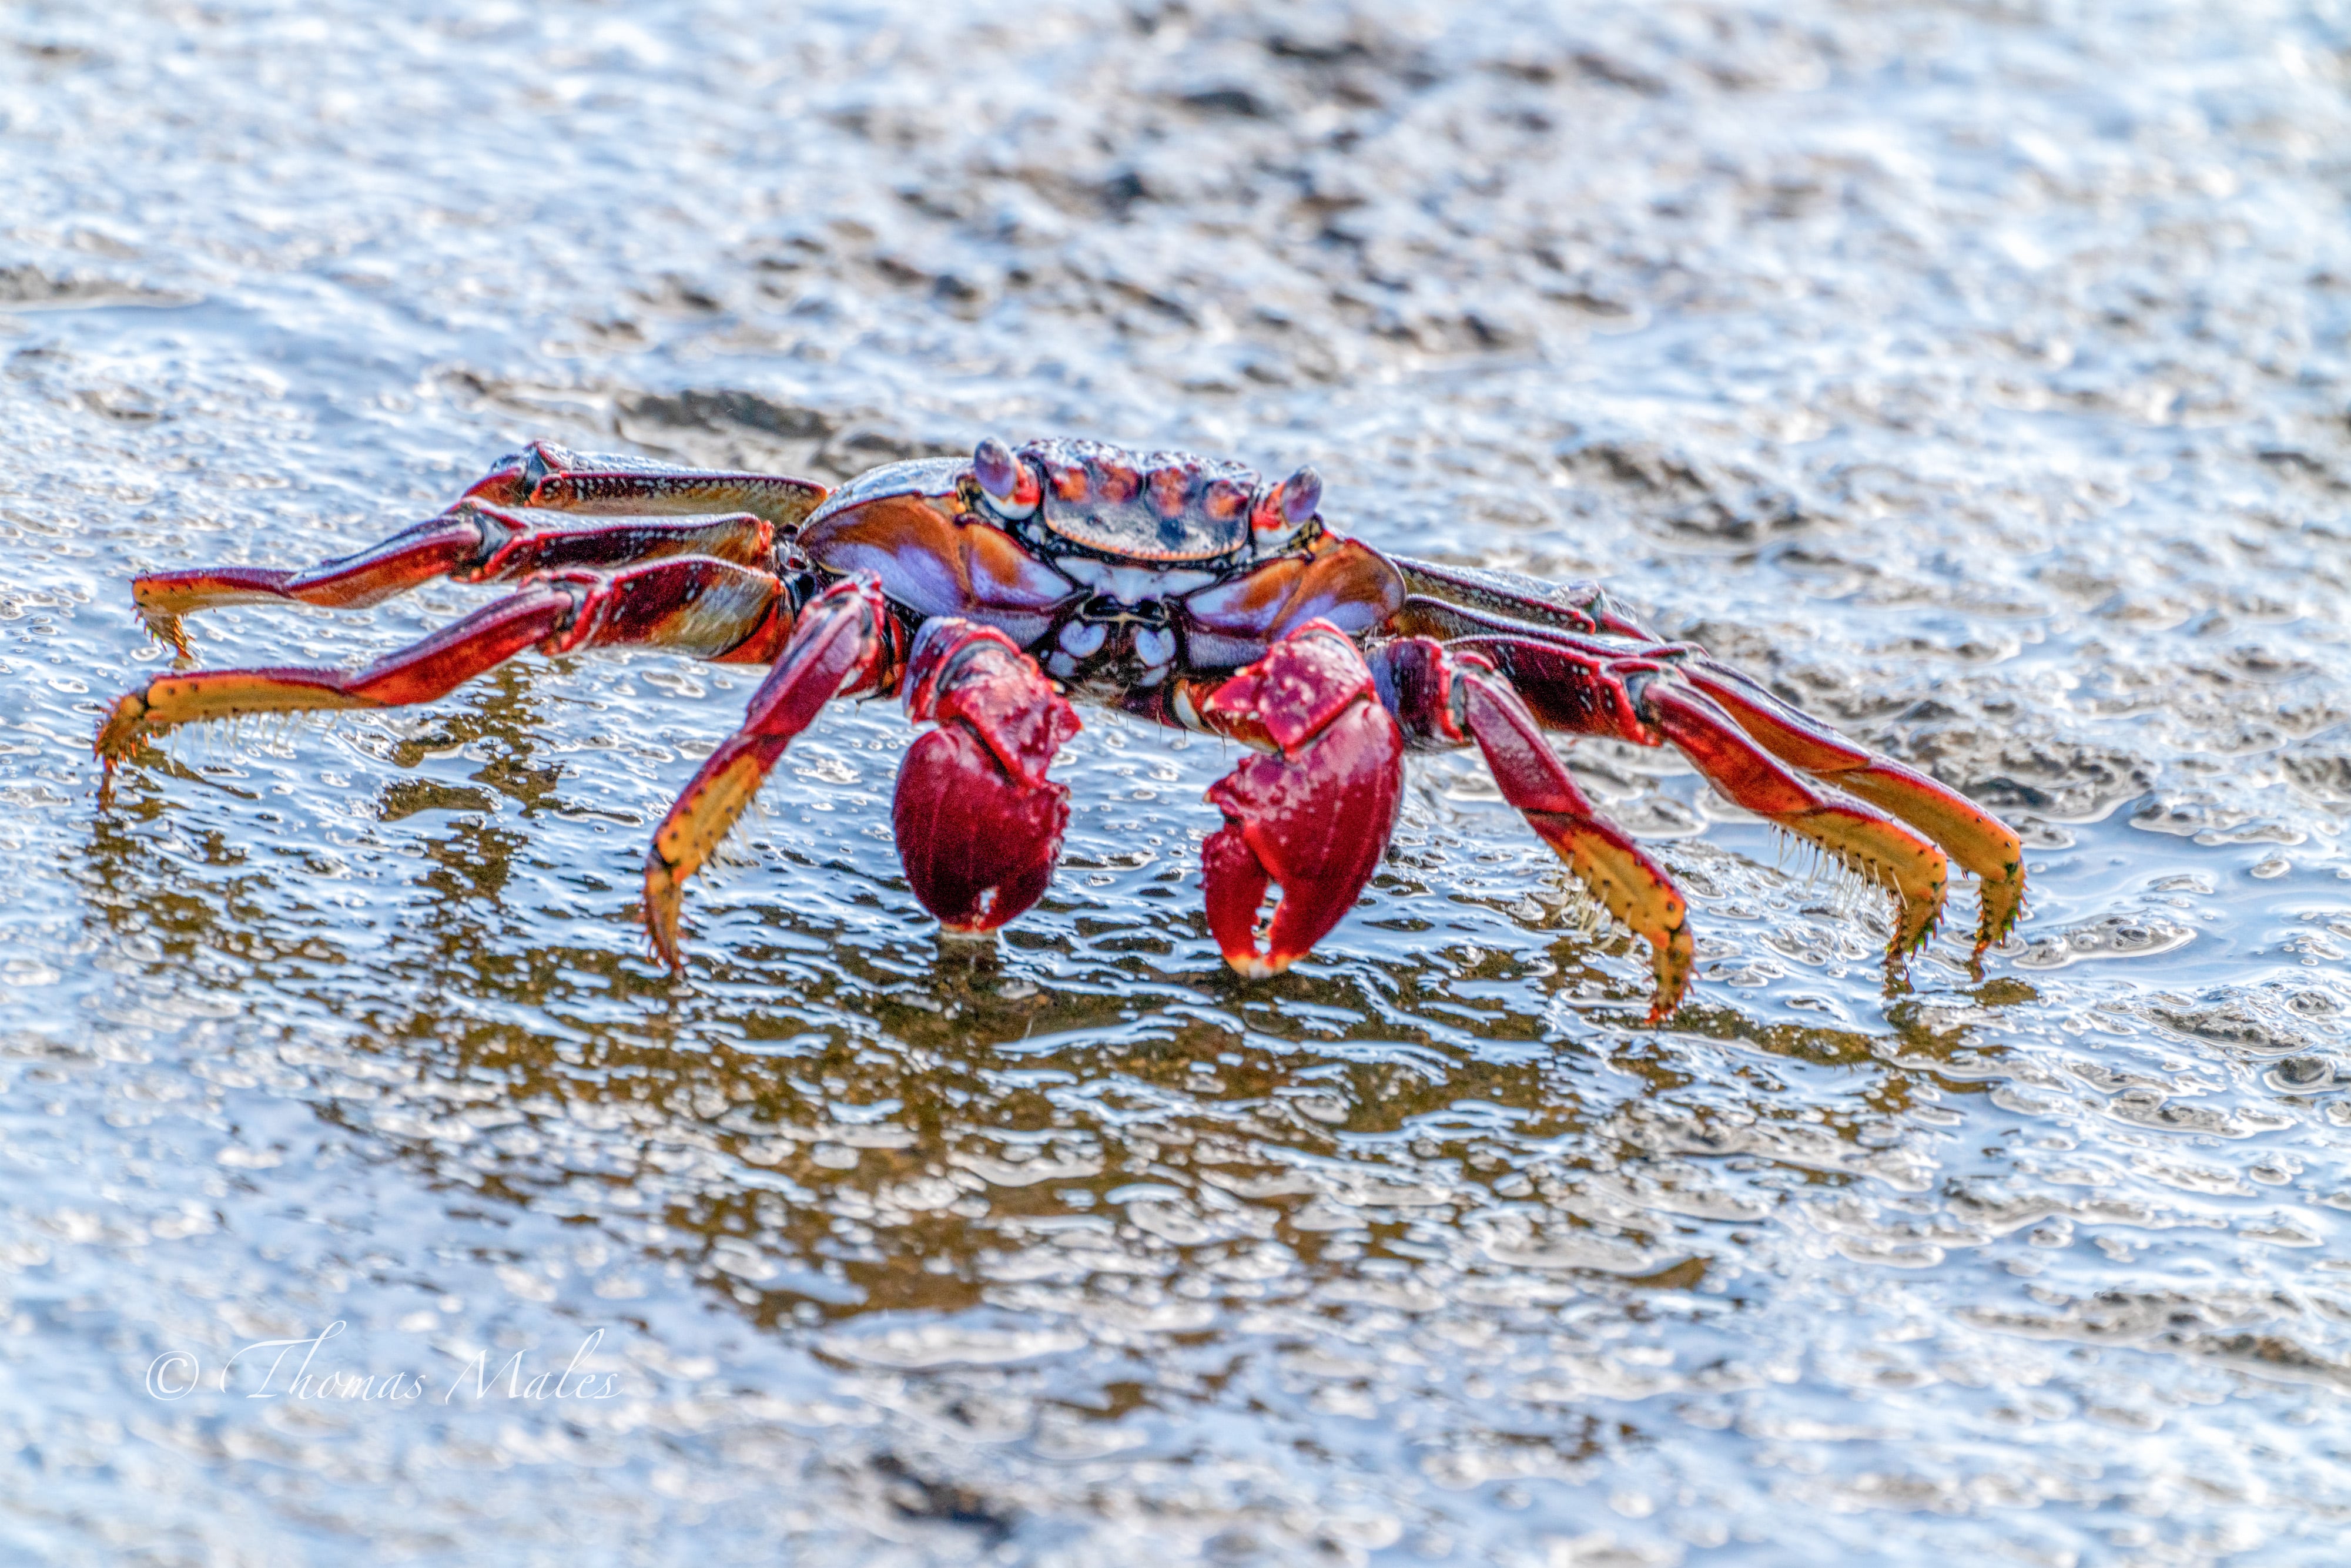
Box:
left=95, top=436, right=2024, bottom=1018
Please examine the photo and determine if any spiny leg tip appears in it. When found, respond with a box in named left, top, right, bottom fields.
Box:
left=1644, top=974, right=1690, bottom=1026
left=94, top=692, right=151, bottom=765
left=138, top=611, right=193, bottom=660
left=641, top=863, right=689, bottom=974
left=645, top=930, right=687, bottom=978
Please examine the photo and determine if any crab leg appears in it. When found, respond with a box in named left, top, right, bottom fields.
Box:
left=1187, top=621, right=1406, bottom=977
left=642, top=575, right=902, bottom=968
left=1372, top=639, right=1693, bottom=1020
left=1391, top=555, right=1657, bottom=641
left=1643, top=681, right=1950, bottom=959
left=1396, top=562, right=2022, bottom=959
left=1673, top=661, right=2024, bottom=957
left=96, top=557, right=791, bottom=769
left=461, top=441, right=828, bottom=528
left=133, top=441, right=825, bottom=654
left=133, top=505, right=778, bottom=652
left=892, top=619, right=1080, bottom=933
left=133, top=513, right=489, bottom=648
left=1438, top=632, right=1953, bottom=970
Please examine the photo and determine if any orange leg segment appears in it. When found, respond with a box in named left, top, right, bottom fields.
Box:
left=99, top=585, right=577, bottom=769
left=98, top=558, right=789, bottom=775
left=134, top=503, right=779, bottom=656
left=1678, top=664, right=2024, bottom=957
left=642, top=575, right=901, bottom=969
left=1459, top=662, right=1695, bottom=1021
left=463, top=441, right=827, bottom=529
left=133, top=516, right=487, bottom=655
left=1371, top=638, right=1693, bottom=1020
left=1434, top=622, right=2020, bottom=976
left=1642, top=682, right=1949, bottom=964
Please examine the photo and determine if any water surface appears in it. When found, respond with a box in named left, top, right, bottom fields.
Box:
left=3, top=1, right=2349, bottom=1562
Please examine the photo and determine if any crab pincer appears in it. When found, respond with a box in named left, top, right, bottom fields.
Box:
left=1197, top=621, right=1405, bottom=977
left=893, top=619, right=1080, bottom=933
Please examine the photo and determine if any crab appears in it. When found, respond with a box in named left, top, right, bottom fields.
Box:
left=94, top=435, right=2024, bottom=1018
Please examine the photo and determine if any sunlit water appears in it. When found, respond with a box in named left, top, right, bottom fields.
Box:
left=4, top=2, right=2349, bottom=1563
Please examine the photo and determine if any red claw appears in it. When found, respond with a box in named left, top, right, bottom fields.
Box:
left=892, top=619, right=1080, bottom=932
left=1197, top=622, right=1404, bottom=977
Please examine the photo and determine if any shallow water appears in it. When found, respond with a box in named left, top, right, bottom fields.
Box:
left=4, top=1, right=2350, bottom=1562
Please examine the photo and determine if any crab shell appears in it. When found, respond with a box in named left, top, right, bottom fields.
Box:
left=793, top=437, right=1407, bottom=690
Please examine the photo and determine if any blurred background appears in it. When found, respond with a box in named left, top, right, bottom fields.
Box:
left=2, top=1, right=2349, bottom=1563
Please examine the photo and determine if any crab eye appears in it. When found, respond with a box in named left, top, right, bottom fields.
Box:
left=972, top=436, right=1040, bottom=520
left=973, top=437, right=1016, bottom=498
left=1250, top=464, right=1322, bottom=544
left=1282, top=465, right=1322, bottom=524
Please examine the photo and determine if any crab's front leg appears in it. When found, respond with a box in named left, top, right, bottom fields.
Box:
left=133, top=442, right=825, bottom=654
left=642, top=576, right=902, bottom=967
left=1441, top=632, right=1960, bottom=984
left=1179, top=621, right=1408, bottom=977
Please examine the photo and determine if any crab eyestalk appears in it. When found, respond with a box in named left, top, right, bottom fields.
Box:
left=1249, top=464, right=1322, bottom=551
left=972, top=435, right=1040, bottom=520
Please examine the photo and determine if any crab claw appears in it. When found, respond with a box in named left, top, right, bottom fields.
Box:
left=893, top=619, right=1080, bottom=933
left=1198, top=622, right=1404, bottom=977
